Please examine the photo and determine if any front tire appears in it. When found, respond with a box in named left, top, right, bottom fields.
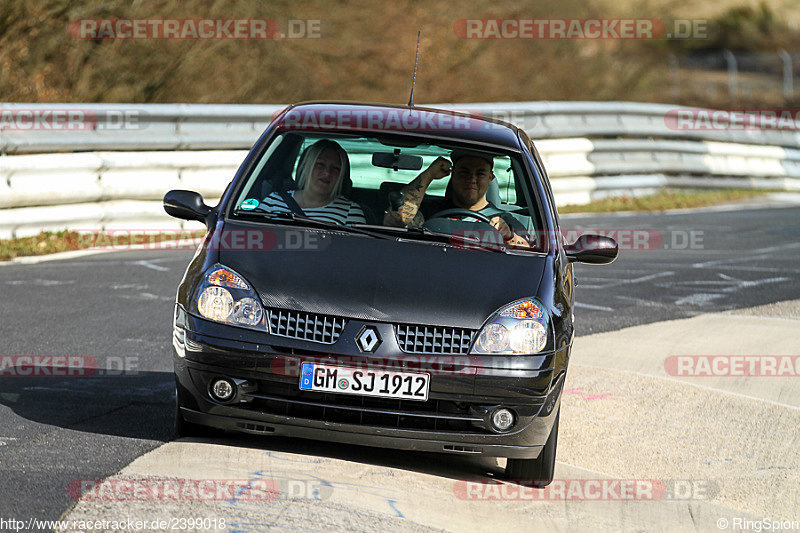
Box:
left=504, top=409, right=559, bottom=486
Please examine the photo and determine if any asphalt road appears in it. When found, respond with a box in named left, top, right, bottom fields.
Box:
left=567, top=202, right=800, bottom=334
left=0, top=201, right=798, bottom=528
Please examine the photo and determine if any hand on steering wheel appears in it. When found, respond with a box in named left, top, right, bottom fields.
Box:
left=427, top=208, right=493, bottom=224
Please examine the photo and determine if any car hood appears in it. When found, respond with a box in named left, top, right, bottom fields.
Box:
left=218, top=223, right=546, bottom=329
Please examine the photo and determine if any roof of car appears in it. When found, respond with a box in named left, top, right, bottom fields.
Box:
left=273, top=101, right=523, bottom=150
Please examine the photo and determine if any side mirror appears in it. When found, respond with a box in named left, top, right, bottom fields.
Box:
left=565, top=234, right=619, bottom=264
left=163, top=190, right=211, bottom=224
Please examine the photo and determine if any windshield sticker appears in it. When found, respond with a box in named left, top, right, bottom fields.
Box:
left=239, top=198, right=260, bottom=210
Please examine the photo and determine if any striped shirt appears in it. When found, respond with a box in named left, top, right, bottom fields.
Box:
left=260, top=192, right=367, bottom=225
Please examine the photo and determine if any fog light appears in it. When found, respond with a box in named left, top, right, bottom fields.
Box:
left=210, top=378, right=235, bottom=402
left=491, top=408, right=515, bottom=431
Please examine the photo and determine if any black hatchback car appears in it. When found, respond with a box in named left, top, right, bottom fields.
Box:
left=164, top=102, right=617, bottom=485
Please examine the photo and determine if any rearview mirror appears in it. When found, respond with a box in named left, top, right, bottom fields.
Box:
left=372, top=150, right=423, bottom=171
left=163, top=190, right=211, bottom=224
left=565, top=234, right=618, bottom=264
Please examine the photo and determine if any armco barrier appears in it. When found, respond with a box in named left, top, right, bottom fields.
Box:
left=5, top=102, right=800, bottom=153
left=1, top=102, right=800, bottom=238
left=0, top=150, right=246, bottom=209
left=0, top=103, right=283, bottom=154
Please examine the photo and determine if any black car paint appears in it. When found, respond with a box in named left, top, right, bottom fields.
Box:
left=169, top=102, right=602, bottom=460
left=218, top=223, right=547, bottom=328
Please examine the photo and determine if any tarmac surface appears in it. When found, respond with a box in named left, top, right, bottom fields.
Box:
left=1, top=198, right=799, bottom=531
left=59, top=299, right=800, bottom=531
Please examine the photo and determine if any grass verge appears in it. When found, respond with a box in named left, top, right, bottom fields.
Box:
left=0, top=230, right=206, bottom=262
left=557, top=189, right=777, bottom=214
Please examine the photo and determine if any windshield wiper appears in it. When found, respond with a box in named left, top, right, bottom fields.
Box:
left=351, top=223, right=450, bottom=240
left=233, top=210, right=509, bottom=251
left=232, top=209, right=391, bottom=240
left=350, top=223, right=509, bottom=252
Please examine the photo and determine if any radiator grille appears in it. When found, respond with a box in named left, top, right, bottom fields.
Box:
left=268, top=309, right=346, bottom=344
left=395, top=324, right=476, bottom=355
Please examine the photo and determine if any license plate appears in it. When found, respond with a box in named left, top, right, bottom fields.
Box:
left=299, top=363, right=430, bottom=401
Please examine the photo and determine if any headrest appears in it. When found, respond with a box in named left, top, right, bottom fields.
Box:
left=450, top=149, right=494, bottom=167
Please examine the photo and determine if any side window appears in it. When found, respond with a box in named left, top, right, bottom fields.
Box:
left=234, top=133, right=292, bottom=207
left=492, top=156, right=517, bottom=205
left=520, top=131, right=559, bottom=231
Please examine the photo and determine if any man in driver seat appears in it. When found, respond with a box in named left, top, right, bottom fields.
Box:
left=383, top=149, right=530, bottom=247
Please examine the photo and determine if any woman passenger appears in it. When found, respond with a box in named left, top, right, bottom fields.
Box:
left=260, top=139, right=366, bottom=225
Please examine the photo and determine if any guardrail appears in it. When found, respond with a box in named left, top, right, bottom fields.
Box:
left=1, top=102, right=799, bottom=239
left=0, top=103, right=282, bottom=154
left=4, top=102, right=800, bottom=152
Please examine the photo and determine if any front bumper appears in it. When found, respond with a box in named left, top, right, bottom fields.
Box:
left=173, top=313, right=569, bottom=459
left=179, top=406, right=558, bottom=458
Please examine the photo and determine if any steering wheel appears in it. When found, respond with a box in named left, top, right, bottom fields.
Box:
left=428, top=208, right=493, bottom=224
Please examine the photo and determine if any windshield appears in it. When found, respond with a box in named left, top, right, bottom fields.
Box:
left=230, top=131, right=545, bottom=251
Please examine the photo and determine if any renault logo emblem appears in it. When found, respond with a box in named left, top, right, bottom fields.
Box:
left=357, top=326, right=381, bottom=353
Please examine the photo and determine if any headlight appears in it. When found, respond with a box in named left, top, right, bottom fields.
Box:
left=232, top=297, right=263, bottom=326
left=477, top=323, right=509, bottom=352
left=472, top=298, right=549, bottom=354
left=508, top=320, right=547, bottom=353
left=193, top=265, right=266, bottom=330
left=197, top=286, right=234, bottom=321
